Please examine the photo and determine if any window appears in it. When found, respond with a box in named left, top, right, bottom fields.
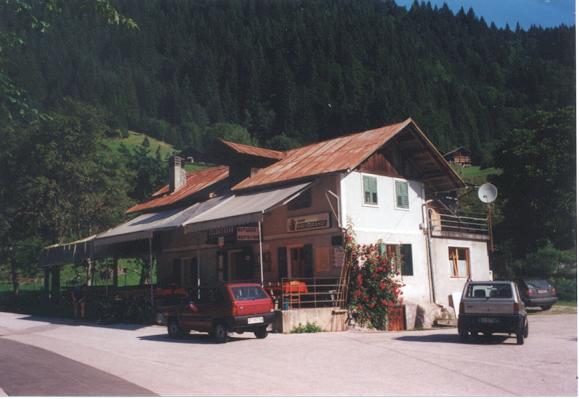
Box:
left=449, top=247, right=470, bottom=278
left=466, top=283, right=512, bottom=299
left=363, top=175, right=378, bottom=205
left=230, top=286, right=269, bottom=301
left=383, top=244, right=413, bottom=276
left=395, top=180, right=409, bottom=209
left=287, top=188, right=311, bottom=210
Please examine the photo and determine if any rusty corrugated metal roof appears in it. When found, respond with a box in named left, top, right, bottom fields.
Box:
left=219, top=139, right=286, bottom=160
left=232, top=119, right=413, bottom=191
left=127, top=166, right=229, bottom=214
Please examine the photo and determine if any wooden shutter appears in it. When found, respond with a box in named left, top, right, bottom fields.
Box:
left=363, top=175, right=378, bottom=205
left=401, top=244, right=413, bottom=276
left=278, top=247, right=288, bottom=280
left=303, top=244, right=314, bottom=278
left=396, top=181, right=409, bottom=208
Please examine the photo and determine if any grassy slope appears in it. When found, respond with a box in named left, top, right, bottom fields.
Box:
left=103, top=131, right=206, bottom=173
left=452, top=165, right=501, bottom=185
left=103, top=130, right=176, bottom=159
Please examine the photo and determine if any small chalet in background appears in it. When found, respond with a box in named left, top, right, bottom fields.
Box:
left=41, top=118, right=491, bottom=332
left=444, top=147, right=472, bottom=167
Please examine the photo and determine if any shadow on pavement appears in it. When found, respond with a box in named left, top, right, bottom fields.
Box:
left=20, top=314, right=150, bottom=331
left=139, top=332, right=253, bottom=345
left=395, top=333, right=514, bottom=345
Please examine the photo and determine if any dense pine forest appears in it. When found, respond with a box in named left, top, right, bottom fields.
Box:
left=5, top=0, right=575, bottom=159
left=0, top=0, right=575, bottom=295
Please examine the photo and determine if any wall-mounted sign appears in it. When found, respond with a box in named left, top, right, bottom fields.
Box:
left=333, top=246, right=345, bottom=269
left=287, top=212, right=331, bottom=233
left=237, top=226, right=259, bottom=241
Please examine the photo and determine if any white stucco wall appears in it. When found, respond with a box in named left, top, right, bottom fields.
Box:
left=429, top=238, right=491, bottom=307
left=340, top=171, right=431, bottom=303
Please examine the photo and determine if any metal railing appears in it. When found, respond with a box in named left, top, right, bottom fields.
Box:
left=429, top=211, right=489, bottom=239
left=265, top=278, right=345, bottom=310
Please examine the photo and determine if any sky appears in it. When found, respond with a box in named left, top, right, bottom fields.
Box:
left=394, top=0, right=575, bottom=29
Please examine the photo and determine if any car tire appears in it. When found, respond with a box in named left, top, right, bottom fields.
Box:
left=523, top=320, right=529, bottom=338
left=167, top=319, right=184, bottom=339
left=516, top=328, right=525, bottom=345
left=458, top=324, right=468, bottom=342
left=213, top=323, right=228, bottom=343
left=254, top=326, right=268, bottom=339
left=540, top=305, right=552, bottom=311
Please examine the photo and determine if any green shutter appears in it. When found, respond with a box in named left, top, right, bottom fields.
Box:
left=363, top=175, right=378, bottom=205
left=401, top=244, right=413, bottom=276
left=396, top=181, right=409, bottom=208
left=303, top=244, right=314, bottom=277
left=278, top=247, right=287, bottom=280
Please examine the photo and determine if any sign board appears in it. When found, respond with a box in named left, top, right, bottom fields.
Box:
left=287, top=212, right=330, bottom=233
left=237, top=226, right=259, bottom=241
left=333, top=246, right=345, bottom=268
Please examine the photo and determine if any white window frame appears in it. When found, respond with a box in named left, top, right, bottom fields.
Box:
left=394, top=178, right=410, bottom=210
left=361, top=173, right=379, bottom=207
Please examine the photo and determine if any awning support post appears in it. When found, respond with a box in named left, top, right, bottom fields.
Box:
left=44, top=267, right=50, bottom=298
left=112, top=258, right=118, bottom=289
left=149, top=237, right=154, bottom=307
left=258, top=220, right=264, bottom=286
left=51, top=265, right=61, bottom=303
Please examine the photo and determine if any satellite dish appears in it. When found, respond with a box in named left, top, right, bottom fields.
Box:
left=478, top=183, right=498, bottom=203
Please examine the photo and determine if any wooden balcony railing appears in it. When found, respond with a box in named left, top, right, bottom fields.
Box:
left=428, top=210, right=489, bottom=241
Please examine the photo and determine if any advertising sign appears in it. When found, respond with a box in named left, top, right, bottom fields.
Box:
left=236, top=226, right=259, bottom=241
left=287, top=212, right=330, bottom=232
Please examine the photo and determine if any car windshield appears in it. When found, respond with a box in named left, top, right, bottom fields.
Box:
left=466, top=283, right=513, bottom=299
left=524, top=279, right=551, bottom=289
left=230, top=286, right=268, bottom=301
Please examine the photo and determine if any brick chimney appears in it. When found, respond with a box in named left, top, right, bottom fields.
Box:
left=168, top=156, right=186, bottom=192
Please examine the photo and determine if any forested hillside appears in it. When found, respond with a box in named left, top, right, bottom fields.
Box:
left=5, top=0, right=575, bottom=160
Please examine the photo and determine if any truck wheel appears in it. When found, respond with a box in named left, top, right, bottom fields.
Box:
left=516, top=330, right=525, bottom=345
left=254, top=326, right=268, bottom=339
left=213, top=323, right=228, bottom=343
left=540, top=305, right=552, bottom=311
left=167, top=319, right=184, bottom=339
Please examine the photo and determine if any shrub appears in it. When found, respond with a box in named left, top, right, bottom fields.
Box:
left=290, top=322, right=322, bottom=333
left=550, top=277, right=577, bottom=302
left=345, top=225, right=404, bottom=330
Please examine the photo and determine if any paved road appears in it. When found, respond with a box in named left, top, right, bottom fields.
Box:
left=0, top=338, right=155, bottom=396
left=0, top=310, right=576, bottom=396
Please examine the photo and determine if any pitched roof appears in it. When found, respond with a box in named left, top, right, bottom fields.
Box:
left=232, top=119, right=413, bottom=191
left=219, top=139, right=285, bottom=160
left=126, top=166, right=229, bottom=214
left=444, top=147, right=471, bottom=157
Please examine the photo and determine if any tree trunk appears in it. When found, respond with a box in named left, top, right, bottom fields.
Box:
left=10, top=259, right=19, bottom=296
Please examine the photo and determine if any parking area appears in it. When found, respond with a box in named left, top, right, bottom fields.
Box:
left=0, top=310, right=576, bottom=396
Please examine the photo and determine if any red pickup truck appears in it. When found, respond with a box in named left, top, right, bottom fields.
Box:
left=163, top=283, right=275, bottom=343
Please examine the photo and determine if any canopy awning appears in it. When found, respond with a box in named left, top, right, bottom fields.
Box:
left=94, top=196, right=224, bottom=247
left=183, top=181, right=311, bottom=233
left=40, top=235, right=97, bottom=267
left=39, top=196, right=226, bottom=266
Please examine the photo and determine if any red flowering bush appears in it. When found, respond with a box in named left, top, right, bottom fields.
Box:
left=345, top=227, right=404, bottom=330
